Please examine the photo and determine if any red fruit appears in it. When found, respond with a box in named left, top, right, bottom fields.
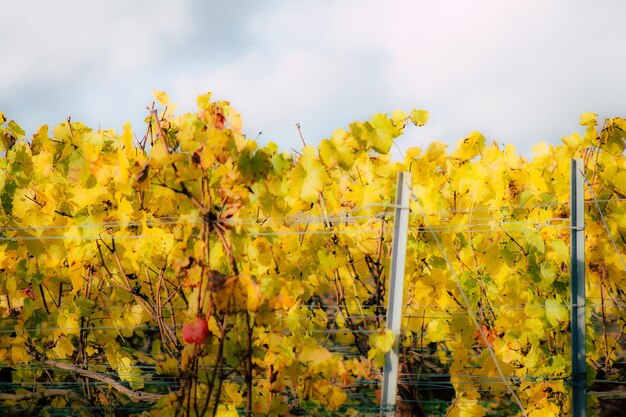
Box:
left=182, top=317, right=209, bottom=345
left=21, top=288, right=35, bottom=300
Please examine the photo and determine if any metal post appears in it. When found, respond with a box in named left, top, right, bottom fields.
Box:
left=381, top=172, right=411, bottom=417
left=570, top=158, right=586, bottom=417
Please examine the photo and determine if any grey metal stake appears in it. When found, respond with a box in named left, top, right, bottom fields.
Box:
left=570, top=158, right=586, bottom=417
left=381, top=172, right=411, bottom=417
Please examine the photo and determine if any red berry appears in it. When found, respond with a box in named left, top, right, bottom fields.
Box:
left=21, top=288, right=35, bottom=300
left=182, top=317, right=209, bottom=345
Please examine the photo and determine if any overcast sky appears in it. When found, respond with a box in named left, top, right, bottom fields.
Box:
left=1, top=0, right=625, bottom=156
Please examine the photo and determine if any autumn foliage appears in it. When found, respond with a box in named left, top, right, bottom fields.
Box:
left=0, top=92, right=625, bottom=417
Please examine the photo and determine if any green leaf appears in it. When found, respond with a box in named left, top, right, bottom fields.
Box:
left=31, top=272, right=44, bottom=285
left=600, top=117, right=626, bottom=155
left=538, top=261, right=557, bottom=289
left=75, top=296, right=95, bottom=317
left=545, top=296, right=568, bottom=328
left=8, top=120, right=25, bottom=139
left=238, top=147, right=271, bottom=181
left=522, top=229, right=545, bottom=254
left=550, top=239, right=569, bottom=263
left=1, top=179, right=18, bottom=214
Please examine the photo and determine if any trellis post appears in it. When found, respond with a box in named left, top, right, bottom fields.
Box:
left=571, top=158, right=586, bottom=417
left=381, top=172, right=411, bottom=417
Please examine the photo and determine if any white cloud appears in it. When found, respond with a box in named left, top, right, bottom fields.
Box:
left=0, top=0, right=192, bottom=92
left=2, top=0, right=625, bottom=153
left=172, top=47, right=356, bottom=143
left=171, top=0, right=626, bottom=151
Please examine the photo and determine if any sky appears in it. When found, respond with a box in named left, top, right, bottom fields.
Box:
left=1, top=0, right=625, bottom=157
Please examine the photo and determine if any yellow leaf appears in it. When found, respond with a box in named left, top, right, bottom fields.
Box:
left=150, top=139, right=170, bottom=166
left=391, top=109, right=408, bottom=126
left=370, top=113, right=400, bottom=153
left=10, top=336, right=28, bottom=364
left=129, top=304, right=144, bottom=325
left=298, top=146, right=331, bottom=202
left=240, top=274, right=264, bottom=312
left=410, top=109, right=429, bottom=126
left=601, top=117, right=626, bottom=155
left=197, top=92, right=213, bottom=110
left=524, top=318, right=546, bottom=338
left=212, top=273, right=264, bottom=313
left=121, top=121, right=134, bottom=151
left=116, top=196, right=134, bottom=229
left=318, top=130, right=359, bottom=170
left=51, top=335, right=75, bottom=359
left=545, top=296, right=568, bottom=328
left=446, top=398, right=485, bottom=417
left=117, top=356, right=144, bottom=390
left=153, top=90, right=171, bottom=106
left=252, top=398, right=270, bottom=415
left=579, top=112, right=598, bottom=127
left=44, top=239, right=66, bottom=269
left=367, top=347, right=384, bottom=368
left=529, top=403, right=560, bottom=417
left=156, top=357, right=180, bottom=376
left=215, top=404, right=238, bottom=417
left=451, top=131, right=485, bottom=161
left=370, top=329, right=395, bottom=353
left=531, top=142, right=551, bottom=158
left=223, top=382, right=244, bottom=407
left=68, top=267, right=84, bottom=296
left=405, top=146, right=422, bottom=160
left=299, top=341, right=332, bottom=362
left=426, top=141, right=447, bottom=161
left=70, top=184, right=107, bottom=209
left=81, top=131, right=105, bottom=163
left=522, top=229, right=545, bottom=254
left=317, top=249, right=339, bottom=277
left=561, top=133, right=581, bottom=149
left=57, top=309, right=80, bottom=336
left=327, top=386, right=348, bottom=410
left=426, top=319, right=448, bottom=343
left=607, top=171, right=626, bottom=196
left=230, top=112, right=243, bottom=133
left=246, top=286, right=264, bottom=312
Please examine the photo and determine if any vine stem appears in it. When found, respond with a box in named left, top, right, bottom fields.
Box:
left=37, top=358, right=163, bottom=403
left=295, top=123, right=306, bottom=147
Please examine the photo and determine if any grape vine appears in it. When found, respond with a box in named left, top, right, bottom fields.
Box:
left=0, top=95, right=624, bottom=417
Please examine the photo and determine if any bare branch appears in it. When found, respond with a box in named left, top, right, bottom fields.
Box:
left=39, top=358, right=163, bottom=403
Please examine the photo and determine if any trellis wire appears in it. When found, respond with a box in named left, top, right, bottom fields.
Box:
left=1, top=186, right=626, bottom=415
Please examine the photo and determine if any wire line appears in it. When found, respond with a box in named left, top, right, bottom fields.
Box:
left=409, top=183, right=529, bottom=417
left=582, top=170, right=626, bottom=273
